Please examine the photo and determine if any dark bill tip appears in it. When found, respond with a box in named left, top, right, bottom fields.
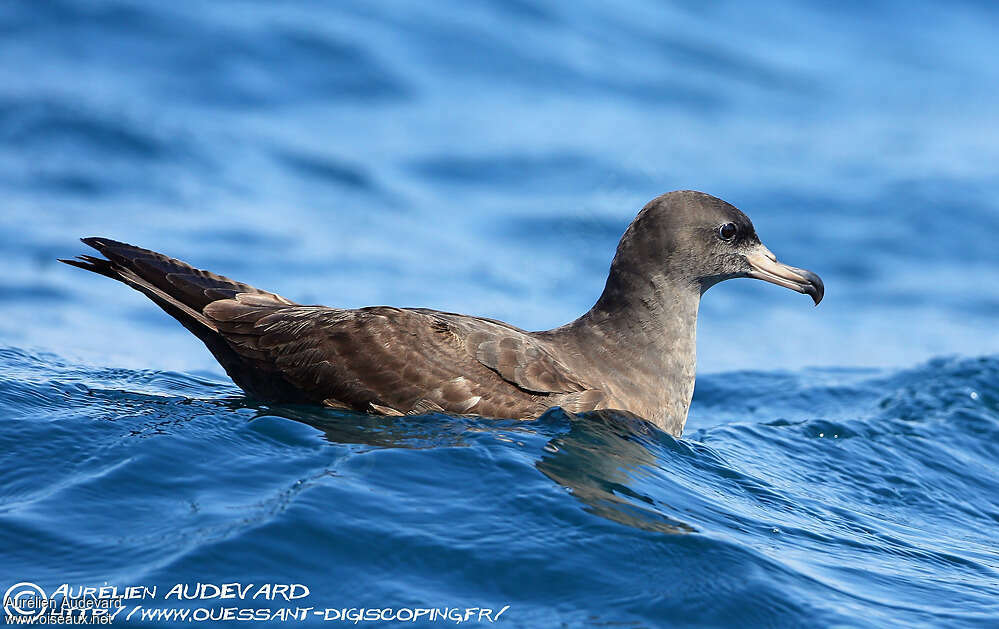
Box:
left=798, top=268, right=824, bottom=306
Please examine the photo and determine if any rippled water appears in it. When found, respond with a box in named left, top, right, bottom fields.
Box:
left=2, top=1, right=999, bottom=627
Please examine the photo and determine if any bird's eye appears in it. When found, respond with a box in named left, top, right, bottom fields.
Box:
left=718, top=222, right=738, bottom=241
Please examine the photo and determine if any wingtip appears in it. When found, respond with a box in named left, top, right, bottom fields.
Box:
left=59, top=256, right=92, bottom=271
left=80, top=236, right=141, bottom=254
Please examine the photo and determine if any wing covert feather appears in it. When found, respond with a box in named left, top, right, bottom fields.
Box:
left=203, top=300, right=581, bottom=417
left=441, top=318, right=589, bottom=394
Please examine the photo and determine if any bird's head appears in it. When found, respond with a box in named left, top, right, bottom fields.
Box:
left=618, top=190, right=824, bottom=305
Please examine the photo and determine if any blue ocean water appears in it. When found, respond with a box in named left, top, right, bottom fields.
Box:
left=2, top=1, right=999, bottom=627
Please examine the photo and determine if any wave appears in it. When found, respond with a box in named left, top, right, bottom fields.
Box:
left=2, top=345, right=998, bottom=625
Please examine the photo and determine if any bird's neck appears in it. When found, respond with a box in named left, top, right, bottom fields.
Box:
left=557, top=266, right=701, bottom=435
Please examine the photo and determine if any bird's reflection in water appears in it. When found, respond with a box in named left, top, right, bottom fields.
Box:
left=241, top=402, right=475, bottom=449
left=243, top=402, right=695, bottom=534
left=535, top=408, right=696, bottom=535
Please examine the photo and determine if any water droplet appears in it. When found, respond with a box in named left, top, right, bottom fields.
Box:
left=818, top=432, right=824, bottom=437
left=970, top=391, right=979, bottom=400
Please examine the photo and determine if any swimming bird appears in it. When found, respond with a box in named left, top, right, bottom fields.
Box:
left=61, top=190, right=822, bottom=436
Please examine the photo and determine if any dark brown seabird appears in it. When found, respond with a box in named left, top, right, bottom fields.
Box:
left=61, top=190, right=822, bottom=436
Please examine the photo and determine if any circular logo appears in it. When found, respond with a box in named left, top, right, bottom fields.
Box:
left=3, top=582, right=48, bottom=618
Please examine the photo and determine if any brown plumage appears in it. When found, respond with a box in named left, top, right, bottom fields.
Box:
left=61, top=191, right=823, bottom=436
